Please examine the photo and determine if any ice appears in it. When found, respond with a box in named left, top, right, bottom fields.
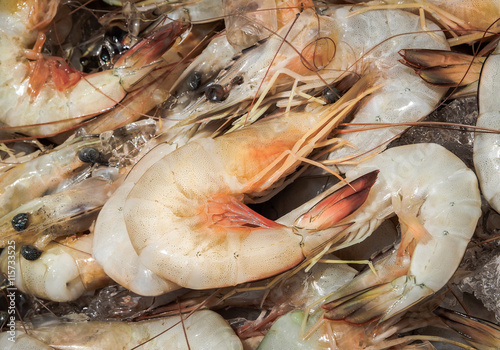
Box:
left=99, top=119, right=157, bottom=167
left=459, top=249, right=500, bottom=322
left=389, top=96, right=477, bottom=169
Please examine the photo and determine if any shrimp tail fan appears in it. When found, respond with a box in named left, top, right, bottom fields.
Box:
left=399, top=49, right=483, bottom=86
left=294, top=170, right=378, bottom=232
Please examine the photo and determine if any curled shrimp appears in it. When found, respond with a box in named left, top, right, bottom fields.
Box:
left=473, top=44, right=500, bottom=213
left=0, top=310, right=243, bottom=349
left=0, top=232, right=111, bottom=302
left=304, top=143, right=481, bottom=323
left=0, top=0, right=187, bottom=137
left=95, top=87, right=380, bottom=291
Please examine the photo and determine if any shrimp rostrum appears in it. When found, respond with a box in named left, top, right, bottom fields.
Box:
left=0, top=0, right=187, bottom=137
left=94, top=91, right=379, bottom=292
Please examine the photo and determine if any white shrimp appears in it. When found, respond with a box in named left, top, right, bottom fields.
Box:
left=0, top=232, right=111, bottom=302
left=165, top=7, right=448, bottom=163
left=297, top=143, right=481, bottom=323
left=0, top=0, right=187, bottom=137
left=0, top=137, right=100, bottom=218
left=0, top=310, right=243, bottom=349
left=95, top=92, right=379, bottom=291
left=322, top=7, right=449, bottom=168
left=0, top=176, right=120, bottom=249
left=93, top=142, right=182, bottom=296
left=350, top=0, right=500, bottom=45
left=473, top=44, right=500, bottom=213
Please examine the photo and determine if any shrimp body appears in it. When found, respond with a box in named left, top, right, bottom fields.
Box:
left=323, top=7, right=448, bottom=166
left=98, top=99, right=376, bottom=290
left=352, top=0, right=500, bottom=33
left=473, top=45, right=500, bottom=212
left=0, top=310, right=243, bottom=349
left=93, top=143, right=182, bottom=296
left=0, top=0, right=187, bottom=137
left=0, top=176, right=119, bottom=249
left=316, top=143, right=481, bottom=322
left=167, top=8, right=447, bottom=162
left=0, top=137, right=99, bottom=218
left=0, top=232, right=111, bottom=302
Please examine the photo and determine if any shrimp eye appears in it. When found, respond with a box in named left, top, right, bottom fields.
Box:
left=187, top=71, right=202, bottom=90
left=21, top=245, right=42, bottom=261
left=108, top=26, right=126, bottom=44
left=12, top=213, right=29, bottom=232
left=323, top=86, right=341, bottom=104
left=80, top=56, right=100, bottom=72
left=99, top=46, right=111, bottom=63
left=205, top=84, right=228, bottom=102
left=78, top=147, right=101, bottom=163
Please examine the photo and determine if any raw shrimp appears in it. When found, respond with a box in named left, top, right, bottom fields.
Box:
left=350, top=0, right=500, bottom=45
left=165, top=7, right=448, bottom=164
left=92, top=119, right=228, bottom=296
left=302, top=143, right=481, bottom=323
left=258, top=305, right=479, bottom=350
left=93, top=142, right=182, bottom=296
left=83, top=23, right=219, bottom=135
left=97, top=90, right=379, bottom=290
left=0, top=232, right=111, bottom=302
left=0, top=137, right=100, bottom=218
left=223, top=0, right=313, bottom=50
left=0, top=0, right=187, bottom=137
left=0, top=176, right=120, bottom=249
left=473, top=44, right=500, bottom=213
left=0, top=310, right=243, bottom=349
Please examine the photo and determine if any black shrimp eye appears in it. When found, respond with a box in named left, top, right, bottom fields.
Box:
left=78, top=147, right=101, bottom=163
left=21, top=245, right=43, bottom=261
left=80, top=56, right=100, bottom=73
left=108, top=26, right=126, bottom=44
left=187, top=71, right=202, bottom=90
left=205, top=84, right=228, bottom=102
left=12, top=213, right=29, bottom=232
left=323, top=86, right=341, bottom=104
left=99, top=46, right=111, bottom=64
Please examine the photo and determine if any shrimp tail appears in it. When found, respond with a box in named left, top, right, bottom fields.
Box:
left=322, top=276, right=433, bottom=324
left=399, top=49, right=483, bottom=86
left=113, top=21, right=189, bottom=90
left=434, top=307, right=500, bottom=350
left=294, top=170, right=379, bottom=232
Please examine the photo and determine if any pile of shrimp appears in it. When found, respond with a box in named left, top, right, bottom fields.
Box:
left=1, top=0, right=500, bottom=349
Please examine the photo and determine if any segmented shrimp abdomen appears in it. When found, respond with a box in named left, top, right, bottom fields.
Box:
left=345, top=143, right=481, bottom=290
left=325, top=8, right=449, bottom=167
left=474, top=48, right=500, bottom=212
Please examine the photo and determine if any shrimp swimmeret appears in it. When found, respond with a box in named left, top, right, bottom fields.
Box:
left=0, top=0, right=187, bottom=137
left=94, top=91, right=379, bottom=292
left=297, top=143, right=481, bottom=323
